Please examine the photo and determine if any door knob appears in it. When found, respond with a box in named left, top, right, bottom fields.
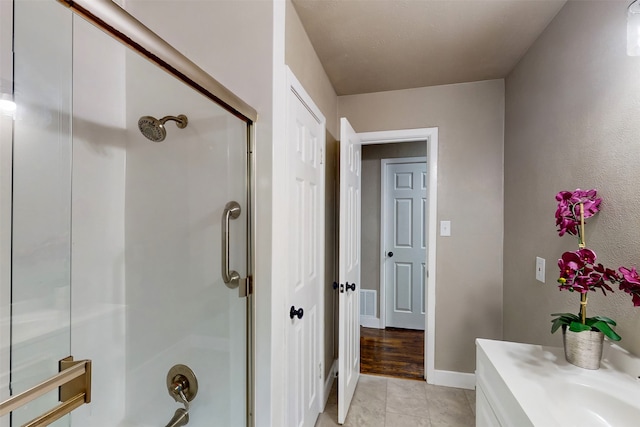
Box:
left=387, top=251, right=394, bottom=257
left=290, top=306, right=304, bottom=319
left=346, top=282, right=356, bottom=292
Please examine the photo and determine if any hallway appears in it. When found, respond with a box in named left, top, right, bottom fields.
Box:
left=360, top=327, right=424, bottom=380
left=315, top=375, right=476, bottom=427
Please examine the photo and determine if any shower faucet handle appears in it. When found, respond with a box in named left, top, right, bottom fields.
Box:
left=171, top=375, right=189, bottom=394
left=166, top=364, right=198, bottom=403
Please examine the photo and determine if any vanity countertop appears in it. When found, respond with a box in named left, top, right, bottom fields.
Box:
left=476, top=338, right=640, bottom=427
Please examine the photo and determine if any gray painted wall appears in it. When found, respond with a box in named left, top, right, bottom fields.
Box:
left=285, top=0, right=338, bottom=138
left=339, top=79, right=505, bottom=374
left=504, top=0, right=640, bottom=356
left=361, top=142, right=426, bottom=317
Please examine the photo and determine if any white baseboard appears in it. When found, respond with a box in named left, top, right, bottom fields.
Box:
left=360, top=315, right=383, bottom=329
left=322, top=359, right=338, bottom=410
left=430, top=369, right=476, bottom=390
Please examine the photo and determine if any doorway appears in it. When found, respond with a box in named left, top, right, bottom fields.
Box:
left=356, top=128, right=438, bottom=383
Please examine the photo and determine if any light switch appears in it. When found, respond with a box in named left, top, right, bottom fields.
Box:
left=536, top=257, right=545, bottom=283
left=440, top=220, right=451, bottom=237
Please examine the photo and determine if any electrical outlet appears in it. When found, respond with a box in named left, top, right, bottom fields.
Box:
left=536, top=257, right=545, bottom=283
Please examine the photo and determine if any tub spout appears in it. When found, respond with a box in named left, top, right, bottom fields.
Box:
left=164, top=407, right=189, bottom=427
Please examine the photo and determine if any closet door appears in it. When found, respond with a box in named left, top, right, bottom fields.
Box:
left=284, top=69, right=326, bottom=427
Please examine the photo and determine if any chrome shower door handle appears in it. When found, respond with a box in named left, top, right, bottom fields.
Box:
left=222, top=201, right=241, bottom=289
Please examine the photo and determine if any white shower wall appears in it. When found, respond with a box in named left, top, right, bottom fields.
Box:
left=70, top=16, right=127, bottom=426
left=69, top=13, right=248, bottom=427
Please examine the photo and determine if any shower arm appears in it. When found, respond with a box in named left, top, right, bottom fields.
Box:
left=159, top=115, right=188, bottom=129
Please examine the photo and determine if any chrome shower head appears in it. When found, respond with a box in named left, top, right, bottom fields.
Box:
left=138, top=114, right=188, bottom=142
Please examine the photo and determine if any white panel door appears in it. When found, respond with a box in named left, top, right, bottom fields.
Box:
left=338, top=118, right=361, bottom=425
left=286, top=77, right=325, bottom=427
left=384, top=161, right=427, bottom=330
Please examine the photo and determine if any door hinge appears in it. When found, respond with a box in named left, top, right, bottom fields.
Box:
left=240, top=275, right=253, bottom=297
left=320, top=147, right=324, bottom=165
left=319, top=363, right=323, bottom=379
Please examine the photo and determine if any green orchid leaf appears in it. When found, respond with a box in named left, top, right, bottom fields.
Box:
left=591, top=321, right=622, bottom=341
left=550, top=313, right=579, bottom=326
left=592, top=316, right=617, bottom=326
left=585, top=318, right=597, bottom=327
left=551, top=318, right=565, bottom=334
left=568, top=321, right=592, bottom=333
left=551, top=313, right=580, bottom=320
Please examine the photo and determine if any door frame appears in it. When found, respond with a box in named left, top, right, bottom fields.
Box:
left=380, top=156, right=427, bottom=330
left=0, top=0, right=13, bottom=420
left=359, top=128, right=438, bottom=382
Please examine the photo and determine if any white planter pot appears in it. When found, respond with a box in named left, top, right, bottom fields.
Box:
left=562, top=325, right=604, bottom=370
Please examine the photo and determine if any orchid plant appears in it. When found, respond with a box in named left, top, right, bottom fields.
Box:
left=551, top=189, right=640, bottom=341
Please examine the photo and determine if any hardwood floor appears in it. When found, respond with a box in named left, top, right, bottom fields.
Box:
left=360, top=326, right=424, bottom=380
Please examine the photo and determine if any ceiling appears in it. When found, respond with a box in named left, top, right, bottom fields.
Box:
left=292, top=0, right=567, bottom=95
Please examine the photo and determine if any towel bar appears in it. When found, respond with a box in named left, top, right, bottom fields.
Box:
left=0, top=356, right=91, bottom=427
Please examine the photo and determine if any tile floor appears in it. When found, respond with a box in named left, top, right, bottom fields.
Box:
left=315, top=374, right=476, bottom=427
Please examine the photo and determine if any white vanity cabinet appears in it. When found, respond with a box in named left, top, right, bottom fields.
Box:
left=475, top=386, right=501, bottom=427
left=475, top=339, right=533, bottom=427
left=475, top=338, right=640, bottom=427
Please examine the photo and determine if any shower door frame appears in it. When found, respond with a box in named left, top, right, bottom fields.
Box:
left=0, top=1, right=14, bottom=426
left=0, top=1, right=257, bottom=425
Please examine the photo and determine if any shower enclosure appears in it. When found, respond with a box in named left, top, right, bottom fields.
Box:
left=0, top=1, right=255, bottom=426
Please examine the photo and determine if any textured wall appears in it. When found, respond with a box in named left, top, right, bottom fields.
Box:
left=285, top=0, right=339, bottom=138
left=504, top=0, right=640, bottom=354
left=361, top=142, right=426, bottom=318
left=339, top=80, right=504, bottom=373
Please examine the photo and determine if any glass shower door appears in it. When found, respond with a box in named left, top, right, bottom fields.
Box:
left=2, top=2, right=251, bottom=426
left=119, top=45, right=249, bottom=427
left=8, top=1, right=73, bottom=425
